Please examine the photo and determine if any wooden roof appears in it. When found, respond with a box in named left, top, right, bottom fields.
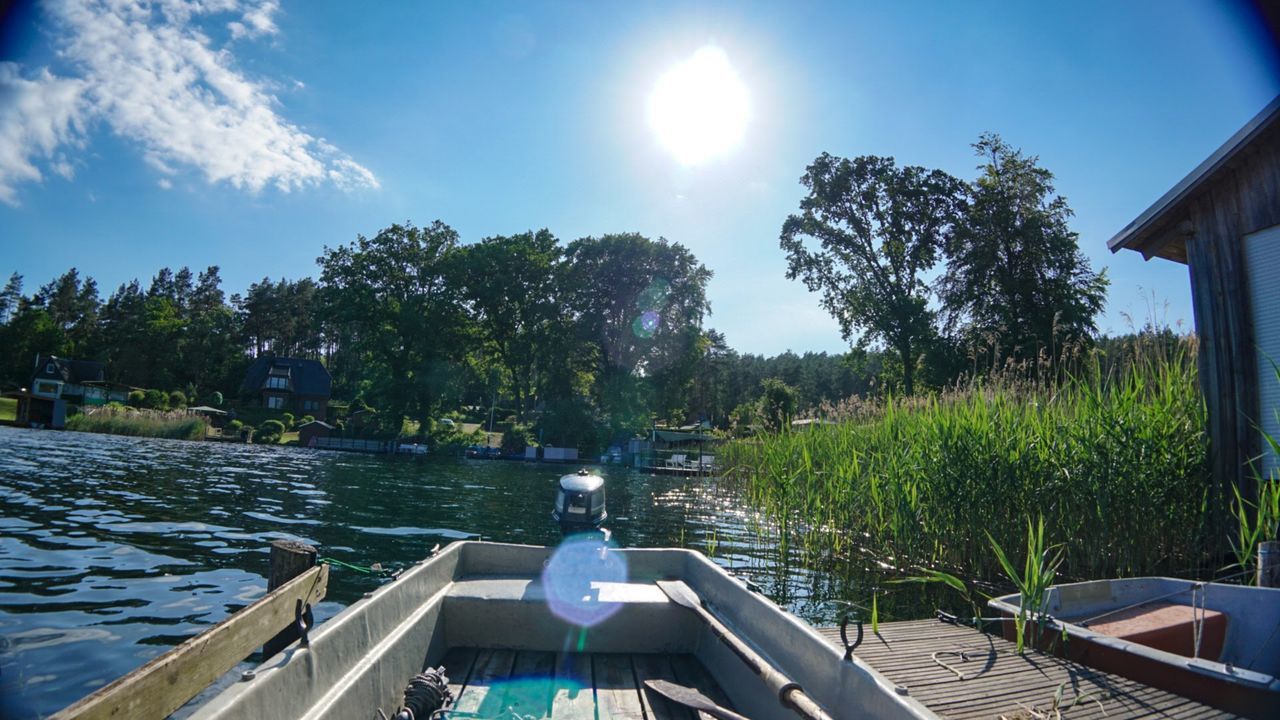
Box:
left=1108, top=95, right=1280, bottom=263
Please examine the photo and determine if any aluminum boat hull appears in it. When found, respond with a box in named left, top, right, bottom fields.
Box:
left=189, top=541, right=932, bottom=720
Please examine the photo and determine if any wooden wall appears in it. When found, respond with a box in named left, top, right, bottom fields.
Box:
left=1180, top=120, right=1280, bottom=535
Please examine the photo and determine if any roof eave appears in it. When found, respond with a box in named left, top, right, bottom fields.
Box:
left=1108, top=95, right=1280, bottom=261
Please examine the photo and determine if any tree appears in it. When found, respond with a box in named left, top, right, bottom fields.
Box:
left=234, top=277, right=322, bottom=358
left=99, top=280, right=149, bottom=385
left=318, top=221, right=470, bottom=432
left=181, top=266, right=242, bottom=394
left=938, top=133, right=1108, bottom=364
left=0, top=273, right=22, bottom=325
left=781, top=154, right=965, bottom=394
left=758, top=377, right=798, bottom=432
left=562, top=233, right=712, bottom=430
left=689, top=329, right=732, bottom=425
left=457, top=230, right=562, bottom=420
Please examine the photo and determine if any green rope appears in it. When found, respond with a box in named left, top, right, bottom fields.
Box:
left=318, top=556, right=395, bottom=576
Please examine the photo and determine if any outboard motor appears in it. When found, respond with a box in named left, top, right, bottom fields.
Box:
left=552, top=468, right=607, bottom=534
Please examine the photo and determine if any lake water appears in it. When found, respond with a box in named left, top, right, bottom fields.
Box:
left=0, top=426, right=934, bottom=718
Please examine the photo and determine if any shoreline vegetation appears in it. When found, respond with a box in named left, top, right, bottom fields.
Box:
left=720, top=336, right=1215, bottom=591
left=65, top=405, right=208, bottom=441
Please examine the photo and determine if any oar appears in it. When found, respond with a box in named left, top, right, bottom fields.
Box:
left=643, top=679, right=751, bottom=720
left=657, top=580, right=835, bottom=720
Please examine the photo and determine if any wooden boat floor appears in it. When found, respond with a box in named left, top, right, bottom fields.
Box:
left=439, top=647, right=735, bottom=719
left=817, top=620, right=1238, bottom=719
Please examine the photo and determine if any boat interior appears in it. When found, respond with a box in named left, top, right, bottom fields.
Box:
left=190, top=541, right=930, bottom=720
left=439, top=647, right=728, bottom=719
left=991, top=577, right=1280, bottom=682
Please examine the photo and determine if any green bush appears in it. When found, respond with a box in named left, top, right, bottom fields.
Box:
left=501, top=424, right=536, bottom=454
left=226, top=419, right=244, bottom=433
left=429, top=421, right=485, bottom=454
left=127, top=390, right=146, bottom=407
left=256, top=419, right=285, bottom=444
left=300, top=414, right=315, bottom=426
left=282, top=412, right=295, bottom=430
left=168, top=390, right=188, bottom=409
left=141, top=389, right=168, bottom=410
left=206, top=390, right=224, bottom=406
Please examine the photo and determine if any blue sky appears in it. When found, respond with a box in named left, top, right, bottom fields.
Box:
left=1, top=0, right=1277, bottom=356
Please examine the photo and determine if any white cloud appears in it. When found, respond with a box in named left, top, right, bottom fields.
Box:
left=228, top=0, right=278, bottom=39
left=157, top=177, right=172, bottom=189
left=0, top=0, right=376, bottom=206
left=0, top=63, right=88, bottom=204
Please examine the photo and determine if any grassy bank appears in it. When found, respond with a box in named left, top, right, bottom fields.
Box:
left=0, top=397, right=15, bottom=423
left=721, top=339, right=1212, bottom=585
left=66, top=407, right=208, bottom=441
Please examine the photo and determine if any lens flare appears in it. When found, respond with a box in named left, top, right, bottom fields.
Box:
left=541, top=534, right=628, bottom=627
left=632, top=310, right=660, bottom=339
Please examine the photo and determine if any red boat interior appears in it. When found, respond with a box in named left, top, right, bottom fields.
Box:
left=1082, top=601, right=1227, bottom=660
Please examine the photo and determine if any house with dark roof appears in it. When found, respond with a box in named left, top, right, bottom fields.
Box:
left=1109, top=95, right=1280, bottom=503
left=1, top=354, right=124, bottom=429
left=30, top=354, right=106, bottom=400
left=240, top=355, right=332, bottom=420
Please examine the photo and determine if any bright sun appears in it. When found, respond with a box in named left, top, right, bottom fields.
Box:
left=647, top=46, right=749, bottom=166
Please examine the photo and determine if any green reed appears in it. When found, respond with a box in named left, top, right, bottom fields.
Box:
left=67, top=407, right=208, bottom=441
left=988, top=516, right=1062, bottom=653
left=721, top=338, right=1213, bottom=590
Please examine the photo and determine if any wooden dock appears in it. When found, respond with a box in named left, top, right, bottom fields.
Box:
left=817, top=620, right=1237, bottom=719
left=440, top=647, right=734, bottom=719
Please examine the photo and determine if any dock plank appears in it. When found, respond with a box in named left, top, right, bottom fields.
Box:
left=593, top=654, right=645, bottom=720
left=816, top=622, right=1237, bottom=719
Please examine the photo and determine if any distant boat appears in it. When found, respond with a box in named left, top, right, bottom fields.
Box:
left=989, top=577, right=1280, bottom=718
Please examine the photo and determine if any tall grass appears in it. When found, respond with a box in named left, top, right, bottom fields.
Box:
left=66, top=406, right=208, bottom=441
left=720, top=336, right=1213, bottom=585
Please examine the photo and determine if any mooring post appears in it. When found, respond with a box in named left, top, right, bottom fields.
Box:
left=263, top=539, right=318, bottom=658
left=1259, top=540, right=1280, bottom=588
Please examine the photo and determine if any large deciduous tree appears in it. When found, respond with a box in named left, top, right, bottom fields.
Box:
left=318, top=221, right=470, bottom=431
left=563, top=233, right=712, bottom=429
left=781, top=153, right=964, bottom=395
left=938, top=133, right=1108, bottom=364
left=457, top=230, right=562, bottom=421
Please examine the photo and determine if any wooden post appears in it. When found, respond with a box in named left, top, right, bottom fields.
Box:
left=1259, top=541, right=1280, bottom=588
left=263, top=539, right=317, bottom=658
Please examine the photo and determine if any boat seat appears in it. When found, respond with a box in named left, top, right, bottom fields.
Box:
left=1084, top=601, right=1226, bottom=660
left=441, top=577, right=698, bottom=654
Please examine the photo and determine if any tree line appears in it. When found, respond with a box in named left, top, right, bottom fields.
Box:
left=0, top=133, right=1111, bottom=447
